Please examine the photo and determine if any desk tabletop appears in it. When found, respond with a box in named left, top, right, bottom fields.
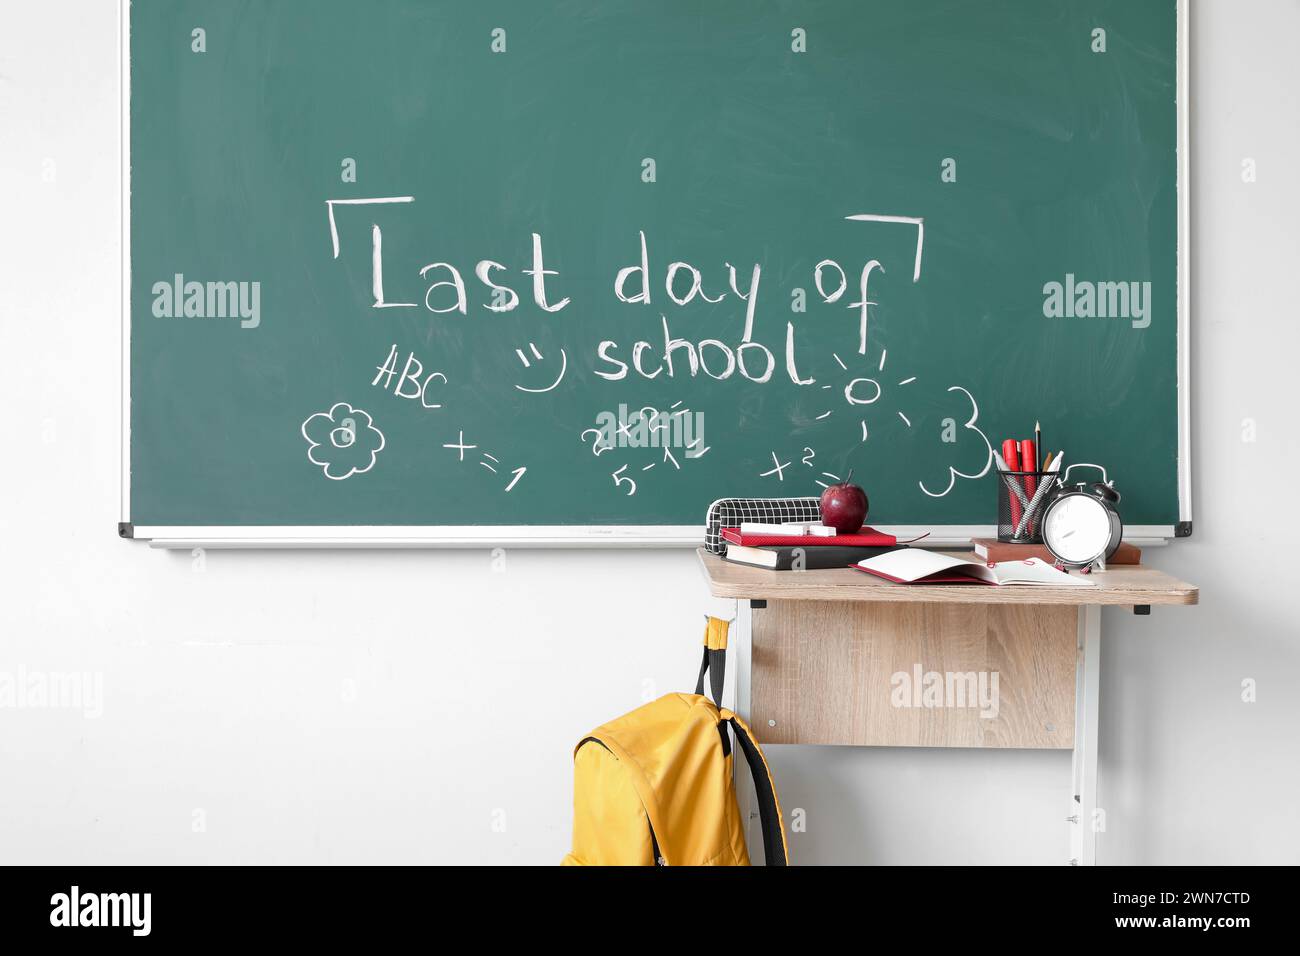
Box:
left=697, top=548, right=1198, bottom=607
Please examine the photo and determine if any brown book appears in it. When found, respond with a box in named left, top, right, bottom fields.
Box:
left=970, top=538, right=1141, bottom=565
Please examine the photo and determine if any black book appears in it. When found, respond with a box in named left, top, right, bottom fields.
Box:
left=723, top=543, right=904, bottom=571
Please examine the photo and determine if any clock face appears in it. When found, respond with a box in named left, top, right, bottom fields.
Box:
left=1044, top=493, right=1111, bottom=564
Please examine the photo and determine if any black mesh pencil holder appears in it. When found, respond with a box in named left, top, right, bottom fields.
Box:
left=996, top=470, right=1054, bottom=543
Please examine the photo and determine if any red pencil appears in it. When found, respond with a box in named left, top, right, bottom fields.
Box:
left=1001, top=438, right=1023, bottom=527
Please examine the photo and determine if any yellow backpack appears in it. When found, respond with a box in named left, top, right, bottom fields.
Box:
left=563, top=617, right=788, bottom=866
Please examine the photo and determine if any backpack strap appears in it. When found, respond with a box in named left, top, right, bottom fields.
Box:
left=695, top=616, right=729, bottom=706
left=696, top=617, right=790, bottom=865
left=722, top=709, right=789, bottom=866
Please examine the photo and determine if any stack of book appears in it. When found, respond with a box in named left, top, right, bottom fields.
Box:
left=970, top=537, right=1140, bottom=565
left=721, top=522, right=904, bottom=570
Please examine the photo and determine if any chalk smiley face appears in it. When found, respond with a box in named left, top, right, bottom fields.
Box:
left=301, top=402, right=386, bottom=480
left=513, top=342, right=568, bottom=393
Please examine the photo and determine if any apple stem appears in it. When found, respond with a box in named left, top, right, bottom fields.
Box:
left=845, top=469, right=853, bottom=484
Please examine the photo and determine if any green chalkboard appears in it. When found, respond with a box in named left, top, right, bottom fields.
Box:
left=127, top=0, right=1187, bottom=540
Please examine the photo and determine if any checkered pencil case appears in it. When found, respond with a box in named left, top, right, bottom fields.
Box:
left=703, top=497, right=823, bottom=555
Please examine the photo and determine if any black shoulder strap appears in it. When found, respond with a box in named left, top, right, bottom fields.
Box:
left=694, top=617, right=728, bottom=706
left=694, top=617, right=789, bottom=865
left=726, top=714, right=789, bottom=866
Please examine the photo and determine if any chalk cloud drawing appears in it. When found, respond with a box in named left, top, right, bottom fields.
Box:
left=301, top=402, right=386, bottom=480
left=918, top=386, right=993, bottom=497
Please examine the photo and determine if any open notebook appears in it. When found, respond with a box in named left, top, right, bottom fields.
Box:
left=853, top=549, right=1095, bottom=587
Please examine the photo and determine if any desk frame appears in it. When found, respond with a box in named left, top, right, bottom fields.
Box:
left=700, top=550, right=1197, bottom=866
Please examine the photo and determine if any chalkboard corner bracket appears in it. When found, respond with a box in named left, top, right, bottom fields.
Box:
left=1175, top=521, right=1193, bottom=538
left=118, top=522, right=134, bottom=540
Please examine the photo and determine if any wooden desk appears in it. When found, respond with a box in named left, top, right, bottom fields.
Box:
left=696, top=548, right=1198, bottom=865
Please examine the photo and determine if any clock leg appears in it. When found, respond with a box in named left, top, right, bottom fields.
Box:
left=1069, top=605, right=1102, bottom=865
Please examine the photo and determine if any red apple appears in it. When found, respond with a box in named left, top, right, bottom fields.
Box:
left=819, top=469, right=869, bottom=533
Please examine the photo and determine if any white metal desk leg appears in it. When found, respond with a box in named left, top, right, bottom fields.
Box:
left=730, top=599, right=760, bottom=859
left=731, top=598, right=752, bottom=719
left=1069, top=605, right=1102, bottom=866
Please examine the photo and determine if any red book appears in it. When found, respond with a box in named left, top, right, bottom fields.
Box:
left=852, top=566, right=991, bottom=585
left=721, top=526, right=902, bottom=548
left=972, top=538, right=1141, bottom=565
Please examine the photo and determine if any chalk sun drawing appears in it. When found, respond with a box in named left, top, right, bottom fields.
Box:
left=810, top=353, right=990, bottom=499
left=918, top=386, right=993, bottom=498
left=300, top=402, right=386, bottom=480
left=819, top=348, right=917, bottom=443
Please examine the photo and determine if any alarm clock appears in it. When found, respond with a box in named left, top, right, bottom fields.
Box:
left=1041, top=464, right=1123, bottom=572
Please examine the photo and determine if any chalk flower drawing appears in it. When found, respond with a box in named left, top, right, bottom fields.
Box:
left=300, top=402, right=386, bottom=480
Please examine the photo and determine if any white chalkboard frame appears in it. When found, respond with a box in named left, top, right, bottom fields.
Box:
left=119, top=1, right=1192, bottom=548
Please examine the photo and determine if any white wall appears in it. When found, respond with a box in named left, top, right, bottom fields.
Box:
left=1, top=0, right=1296, bottom=865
